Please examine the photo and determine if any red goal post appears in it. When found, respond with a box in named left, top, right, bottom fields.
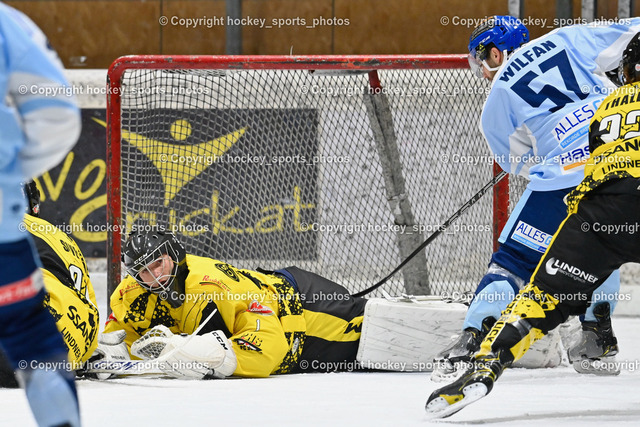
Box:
left=106, top=54, right=514, bottom=299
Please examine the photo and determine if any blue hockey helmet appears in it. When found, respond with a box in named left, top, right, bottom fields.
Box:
left=468, top=16, right=529, bottom=77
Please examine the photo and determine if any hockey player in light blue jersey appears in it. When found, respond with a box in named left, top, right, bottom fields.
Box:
left=433, top=15, right=640, bottom=379
left=0, top=3, right=81, bottom=426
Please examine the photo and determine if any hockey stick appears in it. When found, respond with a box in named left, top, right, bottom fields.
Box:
left=352, top=170, right=508, bottom=298
left=85, top=308, right=218, bottom=377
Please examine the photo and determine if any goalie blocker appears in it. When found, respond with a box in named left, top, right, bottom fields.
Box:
left=130, top=325, right=237, bottom=379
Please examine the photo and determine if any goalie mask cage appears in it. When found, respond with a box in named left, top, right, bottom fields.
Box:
left=106, top=55, right=524, bottom=299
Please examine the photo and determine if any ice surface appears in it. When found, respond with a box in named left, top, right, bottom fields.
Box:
left=2, top=273, right=639, bottom=426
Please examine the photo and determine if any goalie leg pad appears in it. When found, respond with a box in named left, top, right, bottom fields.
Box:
left=356, top=297, right=564, bottom=372
left=513, top=327, right=563, bottom=369
left=356, top=298, right=467, bottom=371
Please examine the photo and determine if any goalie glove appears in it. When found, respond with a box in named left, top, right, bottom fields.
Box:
left=131, top=326, right=237, bottom=379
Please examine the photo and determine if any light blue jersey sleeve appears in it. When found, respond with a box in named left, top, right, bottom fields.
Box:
left=0, top=3, right=80, bottom=242
left=0, top=3, right=80, bottom=178
left=480, top=18, right=640, bottom=191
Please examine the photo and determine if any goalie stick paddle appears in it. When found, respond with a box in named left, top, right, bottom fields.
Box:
left=85, top=308, right=218, bottom=377
left=352, top=170, right=508, bottom=298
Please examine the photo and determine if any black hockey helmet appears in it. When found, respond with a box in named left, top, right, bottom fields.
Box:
left=122, top=226, right=187, bottom=307
left=620, top=32, right=640, bottom=84
left=23, top=181, right=41, bottom=217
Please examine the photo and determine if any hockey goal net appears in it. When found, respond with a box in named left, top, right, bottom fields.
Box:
left=106, top=55, right=524, bottom=298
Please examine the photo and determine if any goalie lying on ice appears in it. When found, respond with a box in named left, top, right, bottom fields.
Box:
left=101, top=226, right=371, bottom=378
left=98, top=227, right=563, bottom=380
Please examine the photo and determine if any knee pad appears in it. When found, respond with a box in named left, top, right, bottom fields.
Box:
left=463, top=264, right=525, bottom=331
left=476, top=263, right=525, bottom=295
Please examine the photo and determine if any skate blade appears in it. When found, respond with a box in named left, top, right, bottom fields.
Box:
left=425, top=382, right=488, bottom=420
left=572, top=359, right=621, bottom=376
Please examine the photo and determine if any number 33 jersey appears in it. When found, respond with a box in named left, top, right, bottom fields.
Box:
left=24, top=213, right=99, bottom=367
left=567, top=81, right=640, bottom=211
left=481, top=18, right=640, bottom=192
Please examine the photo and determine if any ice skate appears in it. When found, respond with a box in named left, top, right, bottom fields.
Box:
left=431, top=317, right=495, bottom=382
left=426, top=355, right=505, bottom=419
left=568, top=303, right=620, bottom=376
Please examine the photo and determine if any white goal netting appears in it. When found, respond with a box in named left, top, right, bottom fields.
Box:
left=107, top=56, right=526, bottom=297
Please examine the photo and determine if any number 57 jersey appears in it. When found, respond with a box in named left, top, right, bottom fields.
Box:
left=481, top=18, right=640, bottom=192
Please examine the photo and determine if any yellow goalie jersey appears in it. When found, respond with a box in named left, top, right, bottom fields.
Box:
left=567, top=81, right=640, bottom=213
left=24, top=214, right=99, bottom=367
left=105, top=254, right=306, bottom=377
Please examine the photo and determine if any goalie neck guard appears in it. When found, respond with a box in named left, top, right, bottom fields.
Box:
left=468, top=15, right=529, bottom=77
left=122, top=227, right=188, bottom=308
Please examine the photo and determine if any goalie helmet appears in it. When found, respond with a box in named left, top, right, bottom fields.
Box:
left=122, top=227, right=188, bottom=308
left=619, top=32, right=640, bottom=84
left=23, top=181, right=41, bottom=217
left=468, top=15, right=529, bottom=77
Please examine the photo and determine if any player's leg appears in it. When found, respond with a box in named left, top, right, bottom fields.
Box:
left=567, top=271, right=621, bottom=374
left=433, top=188, right=568, bottom=376
left=0, top=238, right=80, bottom=427
left=277, top=267, right=367, bottom=372
left=433, top=264, right=521, bottom=373
left=585, top=271, right=620, bottom=323
left=558, top=179, right=640, bottom=374
left=426, top=182, right=640, bottom=419
left=426, top=282, right=571, bottom=419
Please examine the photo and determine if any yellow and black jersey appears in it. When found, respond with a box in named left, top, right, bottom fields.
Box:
left=24, top=214, right=99, bottom=367
left=105, top=254, right=306, bottom=377
left=567, top=81, right=640, bottom=213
